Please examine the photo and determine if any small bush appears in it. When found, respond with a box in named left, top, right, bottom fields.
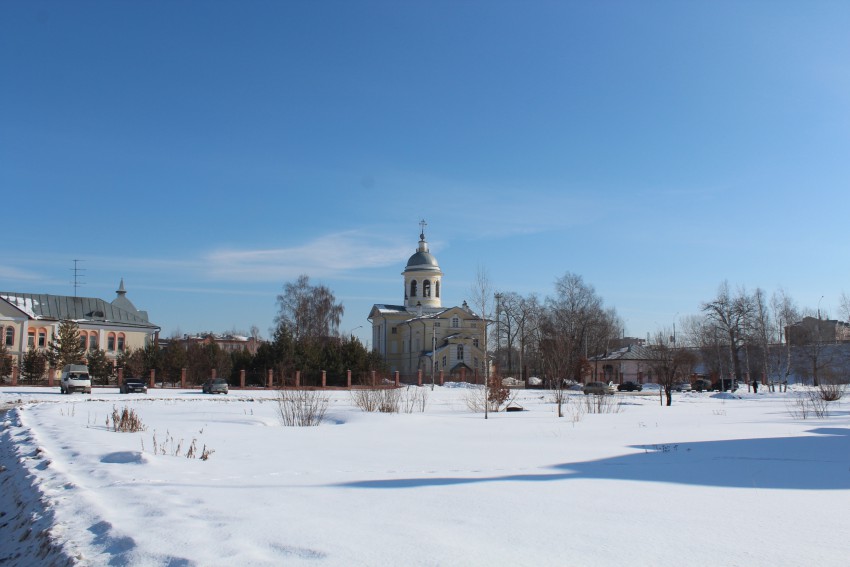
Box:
left=583, top=394, right=622, bottom=414
left=276, top=388, right=329, bottom=426
left=107, top=406, right=146, bottom=432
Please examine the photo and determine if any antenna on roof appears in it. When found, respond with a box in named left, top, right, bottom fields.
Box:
left=71, top=259, right=86, bottom=297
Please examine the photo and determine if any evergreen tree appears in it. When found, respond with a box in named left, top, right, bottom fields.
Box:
left=87, top=348, right=113, bottom=385
left=48, top=320, right=87, bottom=369
left=0, top=342, right=13, bottom=380
left=21, top=347, right=47, bottom=383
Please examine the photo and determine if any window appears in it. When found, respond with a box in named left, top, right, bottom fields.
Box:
left=434, top=322, right=440, bottom=328
left=28, top=329, right=35, bottom=347
left=435, top=281, right=440, bottom=298
left=410, top=280, right=418, bottom=297
left=89, top=334, right=98, bottom=350
left=117, top=334, right=125, bottom=352
left=107, top=333, right=116, bottom=351
left=442, top=356, right=447, bottom=368
left=423, top=280, right=431, bottom=298
left=4, top=326, right=13, bottom=346
left=391, top=327, right=397, bottom=334
left=457, top=344, right=464, bottom=360
left=451, top=317, right=460, bottom=328
left=79, top=333, right=87, bottom=349
left=37, top=329, right=46, bottom=347
left=473, top=338, right=479, bottom=348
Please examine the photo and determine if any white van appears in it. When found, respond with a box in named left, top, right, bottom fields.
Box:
left=60, top=364, right=92, bottom=394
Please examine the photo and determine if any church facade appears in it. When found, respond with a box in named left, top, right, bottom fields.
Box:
left=368, top=225, right=486, bottom=381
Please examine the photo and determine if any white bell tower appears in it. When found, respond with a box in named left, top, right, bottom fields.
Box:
left=402, top=220, right=443, bottom=309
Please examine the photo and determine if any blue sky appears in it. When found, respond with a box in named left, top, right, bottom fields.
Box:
left=3, top=1, right=850, bottom=343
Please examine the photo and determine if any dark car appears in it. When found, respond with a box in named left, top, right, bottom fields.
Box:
left=711, top=378, right=738, bottom=392
left=692, top=379, right=712, bottom=392
left=203, top=378, right=229, bottom=395
left=617, top=381, right=642, bottom=392
left=120, top=378, right=148, bottom=394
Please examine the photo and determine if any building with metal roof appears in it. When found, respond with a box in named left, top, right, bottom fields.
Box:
left=1, top=280, right=160, bottom=371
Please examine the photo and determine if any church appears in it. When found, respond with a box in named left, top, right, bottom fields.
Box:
left=368, top=223, right=487, bottom=381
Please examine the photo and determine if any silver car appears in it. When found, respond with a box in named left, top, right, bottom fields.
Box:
left=202, top=378, right=229, bottom=395
left=583, top=381, right=612, bottom=395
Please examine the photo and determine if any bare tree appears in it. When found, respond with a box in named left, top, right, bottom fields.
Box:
left=701, top=281, right=754, bottom=383
left=768, top=289, right=797, bottom=391
left=541, top=272, right=617, bottom=384
left=469, top=265, right=494, bottom=419
left=275, top=275, right=345, bottom=341
left=647, top=329, right=697, bottom=406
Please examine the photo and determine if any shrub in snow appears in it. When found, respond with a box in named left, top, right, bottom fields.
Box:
left=107, top=406, right=146, bottom=433
left=276, top=388, right=329, bottom=426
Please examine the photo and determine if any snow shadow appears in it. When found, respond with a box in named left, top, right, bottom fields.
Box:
left=334, top=427, right=850, bottom=491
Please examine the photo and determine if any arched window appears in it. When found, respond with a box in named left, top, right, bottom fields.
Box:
left=107, top=332, right=116, bottom=351
left=4, top=326, right=14, bottom=346
left=79, top=331, right=88, bottom=349
left=117, top=333, right=126, bottom=352
left=423, top=280, right=431, bottom=298
left=435, top=281, right=440, bottom=298
left=451, top=316, right=460, bottom=328
left=89, top=334, right=98, bottom=351
left=457, top=344, right=464, bottom=360
left=37, top=329, right=47, bottom=347
left=410, top=280, right=418, bottom=297
left=27, top=329, right=35, bottom=347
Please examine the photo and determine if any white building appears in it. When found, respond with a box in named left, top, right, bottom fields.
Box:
left=368, top=225, right=486, bottom=381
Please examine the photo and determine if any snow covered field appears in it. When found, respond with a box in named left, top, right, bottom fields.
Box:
left=1, top=385, right=849, bottom=566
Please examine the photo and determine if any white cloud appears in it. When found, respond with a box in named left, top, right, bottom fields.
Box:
left=0, top=265, right=45, bottom=281
left=204, top=231, right=411, bottom=282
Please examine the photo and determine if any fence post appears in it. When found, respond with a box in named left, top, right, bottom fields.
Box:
left=181, top=368, right=186, bottom=389
left=11, top=365, right=18, bottom=386
left=461, top=367, right=466, bottom=383
left=440, top=370, right=444, bottom=385
left=295, top=370, right=300, bottom=388
left=347, top=369, right=352, bottom=388
left=268, top=368, right=273, bottom=388
left=322, top=370, right=327, bottom=388
left=149, top=369, right=156, bottom=388
left=370, top=370, right=376, bottom=386
left=394, top=371, right=399, bottom=387
left=118, top=367, right=124, bottom=387
left=240, top=369, right=246, bottom=389
left=417, top=369, right=422, bottom=386
left=47, top=366, right=55, bottom=387
left=211, top=368, right=217, bottom=380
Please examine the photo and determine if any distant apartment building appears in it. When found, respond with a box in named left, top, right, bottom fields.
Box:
left=161, top=333, right=261, bottom=355
left=785, top=317, right=850, bottom=345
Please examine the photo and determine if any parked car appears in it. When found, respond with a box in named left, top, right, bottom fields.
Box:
left=711, top=378, right=738, bottom=392
left=605, top=382, right=617, bottom=394
left=527, top=376, right=543, bottom=387
left=583, top=381, right=613, bottom=395
left=692, top=378, right=712, bottom=392
left=60, top=364, right=92, bottom=394
left=674, top=382, right=692, bottom=392
left=202, top=378, right=229, bottom=395
left=617, top=381, right=642, bottom=392
left=120, top=378, right=148, bottom=394
left=641, top=383, right=662, bottom=393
